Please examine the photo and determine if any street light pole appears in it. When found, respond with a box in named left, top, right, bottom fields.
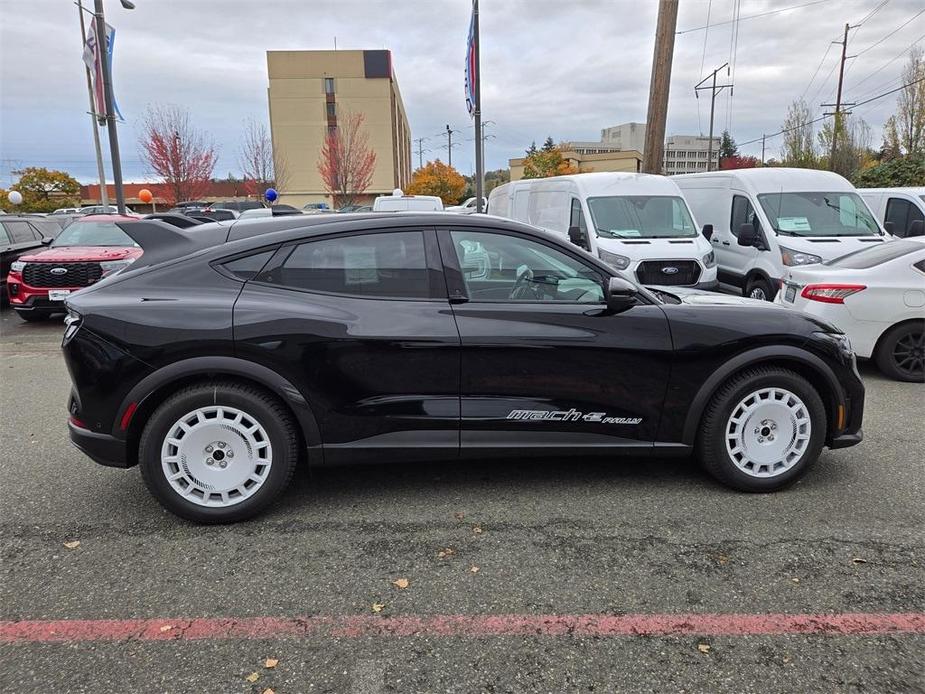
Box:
left=93, top=0, right=127, bottom=214
left=77, top=0, right=109, bottom=208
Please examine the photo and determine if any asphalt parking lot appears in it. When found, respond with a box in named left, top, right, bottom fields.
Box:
left=0, top=307, right=922, bottom=693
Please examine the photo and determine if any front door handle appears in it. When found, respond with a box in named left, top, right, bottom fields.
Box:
left=722, top=241, right=730, bottom=246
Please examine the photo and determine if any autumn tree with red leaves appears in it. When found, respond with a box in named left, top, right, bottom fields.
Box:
left=138, top=104, right=217, bottom=206
left=317, top=111, right=377, bottom=208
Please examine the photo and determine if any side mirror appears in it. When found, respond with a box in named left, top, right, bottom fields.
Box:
left=41, top=237, right=53, bottom=245
left=568, top=225, right=589, bottom=250
left=604, top=276, right=638, bottom=314
left=737, top=223, right=758, bottom=247
left=883, top=220, right=896, bottom=236
left=701, top=223, right=714, bottom=241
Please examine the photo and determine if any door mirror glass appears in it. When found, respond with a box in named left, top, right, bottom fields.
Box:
left=604, top=276, right=638, bottom=314
left=41, top=236, right=54, bottom=245
left=908, top=219, right=925, bottom=238
left=737, top=223, right=758, bottom=247
left=567, top=225, right=587, bottom=249
left=701, top=223, right=714, bottom=241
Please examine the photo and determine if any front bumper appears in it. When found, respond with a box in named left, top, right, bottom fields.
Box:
left=7, top=274, right=78, bottom=313
left=68, top=420, right=130, bottom=468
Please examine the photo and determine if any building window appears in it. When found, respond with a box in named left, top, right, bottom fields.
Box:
left=326, top=102, right=336, bottom=119
left=324, top=77, right=335, bottom=94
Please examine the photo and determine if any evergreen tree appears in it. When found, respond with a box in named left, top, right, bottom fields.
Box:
left=542, top=136, right=556, bottom=151
left=719, top=130, right=738, bottom=161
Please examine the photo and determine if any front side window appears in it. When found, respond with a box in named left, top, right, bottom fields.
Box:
left=52, top=222, right=138, bottom=247
left=885, top=197, right=924, bottom=237
left=451, top=230, right=604, bottom=303
left=731, top=195, right=762, bottom=237
left=757, top=192, right=880, bottom=237
left=261, top=231, right=430, bottom=299
left=588, top=196, right=697, bottom=239
left=569, top=198, right=587, bottom=234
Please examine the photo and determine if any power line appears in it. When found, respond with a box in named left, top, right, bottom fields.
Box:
left=850, top=31, right=925, bottom=91
left=676, top=0, right=833, bottom=34
left=725, top=0, right=741, bottom=132
left=696, top=0, right=713, bottom=135
left=855, top=0, right=889, bottom=27
left=800, top=42, right=837, bottom=101
left=853, top=8, right=925, bottom=58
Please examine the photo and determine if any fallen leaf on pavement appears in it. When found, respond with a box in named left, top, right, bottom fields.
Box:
left=437, top=548, right=456, bottom=559
left=63, top=540, right=80, bottom=550
left=470, top=565, right=480, bottom=574
left=262, top=689, right=275, bottom=694
left=697, top=643, right=711, bottom=654
left=715, top=554, right=729, bottom=564
left=791, top=577, right=800, bottom=584
left=264, top=658, right=279, bottom=668
left=782, top=656, right=792, bottom=664
left=159, top=625, right=172, bottom=633
left=454, top=512, right=465, bottom=521
left=245, top=672, right=260, bottom=683
left=472, top=526, right=483, bottom=534
left=852, top=557, right=867, bottom=564
left=392, top=578, right=409, bottom=589
left=371, top=602, right=385, bottom=613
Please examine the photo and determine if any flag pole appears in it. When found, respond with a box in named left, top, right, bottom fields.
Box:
left=473, top=0, right=483, bottom=213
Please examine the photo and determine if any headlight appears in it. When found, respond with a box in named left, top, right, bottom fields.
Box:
left=99, top=258, right=136, bottom=277
left=63, top=308, right=82, bottom=343
left=780, top=246, right=822, bottom=266
left=702, top=251, right=716, bottom=268
left=598, top=249, right=631, bottom=270
left=10, top=261, right=25, bottom=272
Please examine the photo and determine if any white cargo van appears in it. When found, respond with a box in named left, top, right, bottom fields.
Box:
left=487, top=172, right=718, bottom=289
left=857, top=187, right=925, bottom=238
left=372, top=191, right=444, bottom=212
left=675, top=168, right=890, bottom=301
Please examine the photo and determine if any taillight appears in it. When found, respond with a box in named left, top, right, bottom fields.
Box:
left=800, top=284, right=866, bottom=304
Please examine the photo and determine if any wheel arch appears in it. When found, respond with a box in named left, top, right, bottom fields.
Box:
left=871, top=317, right=925, bottom=361
left=116, top=357, right=322, bottom=468
left=681, top=346, right=844, bottom=447
left=744, top=268, right=777, bottom=298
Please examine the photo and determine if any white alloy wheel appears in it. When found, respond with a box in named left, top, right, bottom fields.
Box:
left=724, top=387, right=811, bottom=478
left=160, top=405, right=273, bottom=507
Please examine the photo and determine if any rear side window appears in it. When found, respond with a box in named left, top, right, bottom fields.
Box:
left=3, top=221, right=38, bottom=243
left=261, top=231, right=431, bottom=299
left=222, top=250, right=275, bottom=280
left=0, top=225, right=10, bottom=245
left=30, top=220, right=61, bottom=238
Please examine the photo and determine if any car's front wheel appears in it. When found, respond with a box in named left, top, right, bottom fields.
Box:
left=138, top=381, right=299, bottom=523
left=697, top=367, right=826, bottom=492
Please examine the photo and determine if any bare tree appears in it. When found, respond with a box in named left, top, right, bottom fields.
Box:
left=883, top=47, right=925, bottom=157
left=317, top=111, right=377, bottom=208
left=238, top=117, right=289, bottom=195
left=780, top=99, right=817, bottom=168
left=138, top=104, right=217, bottom=205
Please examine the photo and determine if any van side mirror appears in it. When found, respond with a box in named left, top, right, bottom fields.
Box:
left=568, top=225, right=589, bottom=250
left=604, top=276, right=638, bottom=314
left=908, top=219, right=925, bottom=238
left=738, top=223, right=759, bottom=247
left=883, top=220, right=896, bottom=236
left=701, top=224, right=713, bottom=241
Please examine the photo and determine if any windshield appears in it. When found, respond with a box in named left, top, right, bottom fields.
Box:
left=52, top=221, right=138, bottom=247
left=757, top=192, right=880, bottom=237
left=587, top=196, right=697, bottom=239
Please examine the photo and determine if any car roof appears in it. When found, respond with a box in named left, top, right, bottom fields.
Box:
left=75, top=214, right=139, bottom=221
left=674, top=167, right=856, bottom=193
left=857, top=187, right=925, bottom=196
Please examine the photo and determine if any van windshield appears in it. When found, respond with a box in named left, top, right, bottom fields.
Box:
left=757, top=192, right=880, bottom=237
left=587, top=196, right=697, bottom=239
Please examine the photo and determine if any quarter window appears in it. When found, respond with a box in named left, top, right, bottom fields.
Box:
left=222, top=250, right=275, bottom=280
left=450, top=230, right=604, bottom=303
left=262, top=231, right=430, bottom=299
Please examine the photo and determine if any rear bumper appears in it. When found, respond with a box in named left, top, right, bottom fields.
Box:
left=68, top=421, right=130, bottom=468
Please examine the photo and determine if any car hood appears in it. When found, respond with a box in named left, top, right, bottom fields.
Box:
left=17, top=246, right=143, bottom=262
left=648, top=285, right=776, bottom=308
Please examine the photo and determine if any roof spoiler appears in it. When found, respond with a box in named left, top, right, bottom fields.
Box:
left=116, top=219, right=224, bottom=269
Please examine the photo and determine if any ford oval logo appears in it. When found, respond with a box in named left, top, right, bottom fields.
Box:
left=661, top=266, right=679, bottom=275
left=50, top=267, right=68, bottom=275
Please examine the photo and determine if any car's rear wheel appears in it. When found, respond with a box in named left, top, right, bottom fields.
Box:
left=697, top=367, right=826, bottom=492
left=16, top=311, right=49, bottom=322
left=875, top=321, right=925, bottom=382
left=138, top=381, right=299, bottom=523
left=744, top=276, right=776, bottom=302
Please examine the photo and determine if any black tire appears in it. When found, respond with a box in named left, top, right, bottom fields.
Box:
left=16, top=311, right=49, bottom=322
left=138, top=381, right=299, bottom=523
left=697, top=366, right=826, bottom=492
left=874, top=321, right=925, bottom=383
left=744, top=275, right=776, bottom=302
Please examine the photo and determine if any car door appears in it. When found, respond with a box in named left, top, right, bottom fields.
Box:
left=232, top=227, right=461, bottom=464
left=438, top=225, right=673, bottom=455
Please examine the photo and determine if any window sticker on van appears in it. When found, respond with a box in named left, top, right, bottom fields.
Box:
left=777, top=217, right=812, bottom=233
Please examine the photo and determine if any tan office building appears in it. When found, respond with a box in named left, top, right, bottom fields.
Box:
left=509, top=148, right=641, bottom=181
left=267, top=49, right=412, bottom=207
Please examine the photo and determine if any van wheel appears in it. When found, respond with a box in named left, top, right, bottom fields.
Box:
left=138, top=381, right=299, bottom=523
left=744, top=276, right=776, bottom=302
left=875, top=321, right=925, bottom=382
left=697, top=367, right=826, bottom=492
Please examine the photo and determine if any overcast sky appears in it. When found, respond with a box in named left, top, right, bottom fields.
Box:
left=1, top=0, right=922, bottom=185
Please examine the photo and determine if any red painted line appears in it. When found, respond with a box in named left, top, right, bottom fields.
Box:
left=1, top=613, right=923, bottom=643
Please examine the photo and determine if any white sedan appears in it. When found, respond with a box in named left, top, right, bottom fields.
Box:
left=775, top=239, right=925, bottom=382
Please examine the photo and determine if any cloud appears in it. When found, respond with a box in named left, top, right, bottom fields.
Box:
left=1, top=0, right=921, bottom=183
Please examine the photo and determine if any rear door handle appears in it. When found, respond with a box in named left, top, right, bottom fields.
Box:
left=722, top=241, right=730, bottom=246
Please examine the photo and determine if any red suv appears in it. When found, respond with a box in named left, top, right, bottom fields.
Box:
left=7, top=215, right=142, bottom=322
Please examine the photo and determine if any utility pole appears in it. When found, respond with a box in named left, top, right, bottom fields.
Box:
left=472, top=0, right=484, bottom=213
left=414, top=137, right=429, bottom=169
left=77, top=0, right=108, bottom=208
left=761, top=134, right=766, bottom=164
left=642, top=0, right=679, bottom=174
left=695, top=63, right=733, bottom=172
left=93, top=0, right=129, bottom=214
left=441, top=125, right=460, bottom=167
left=822, top=22, right=856, bottom=171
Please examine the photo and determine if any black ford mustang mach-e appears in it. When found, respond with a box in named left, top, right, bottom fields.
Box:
left=62, top=213, right=864, bottom=522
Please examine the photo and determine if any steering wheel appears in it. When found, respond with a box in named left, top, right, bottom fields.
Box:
left=509, top=264, right=539, bottom=301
